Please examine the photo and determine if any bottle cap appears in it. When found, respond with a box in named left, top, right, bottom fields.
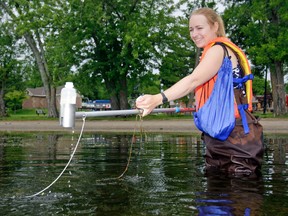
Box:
left=65, top=82, right=74, bottom=88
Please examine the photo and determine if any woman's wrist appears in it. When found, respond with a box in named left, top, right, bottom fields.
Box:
left=160, top=92, right=168, bottom=104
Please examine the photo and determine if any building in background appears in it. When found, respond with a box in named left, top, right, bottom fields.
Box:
left=22, top=86, right=82, bottom=110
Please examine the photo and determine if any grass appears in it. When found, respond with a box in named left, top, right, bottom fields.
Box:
left=1, top=108, right=287, bottom=121
left=1, top=109, right=53, bottom=121
left=254, top=111, right=288, bottom=119
left=1, top=108, right=194, bottom=121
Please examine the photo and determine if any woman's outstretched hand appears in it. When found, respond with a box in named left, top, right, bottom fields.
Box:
left=135, top=94, right=162, bottom=117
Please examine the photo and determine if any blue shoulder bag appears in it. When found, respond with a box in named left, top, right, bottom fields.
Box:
left=193, top=56, right=235, bottom=141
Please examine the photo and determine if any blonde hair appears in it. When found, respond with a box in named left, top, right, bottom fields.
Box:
left=191, top=8, right=226, bottom=37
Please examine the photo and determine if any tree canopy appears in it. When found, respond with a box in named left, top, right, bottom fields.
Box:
left=0, top=0, right=287, bottom=117
left=223, top=0, right=288, bottom=115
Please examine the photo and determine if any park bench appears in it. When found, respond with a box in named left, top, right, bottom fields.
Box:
left=36, top=109, right=46, bottom=116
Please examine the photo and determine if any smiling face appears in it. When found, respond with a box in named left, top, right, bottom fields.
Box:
left=189, top=14, right=218, bottom=48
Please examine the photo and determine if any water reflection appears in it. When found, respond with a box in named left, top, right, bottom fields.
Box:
left=197, top=172, right=264, bottom=215
left=0, top=133, right=287, bottom=215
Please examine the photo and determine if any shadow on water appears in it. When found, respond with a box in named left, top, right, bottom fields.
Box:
left=0, top=132, right=287, bottom=215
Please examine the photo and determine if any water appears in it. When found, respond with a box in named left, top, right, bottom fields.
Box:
left=0, top=132, right=287, bottom=216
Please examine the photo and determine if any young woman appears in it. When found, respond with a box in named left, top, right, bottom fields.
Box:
left=136, top=8, right=264, bottom=176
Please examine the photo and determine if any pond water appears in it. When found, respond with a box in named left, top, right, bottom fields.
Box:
left=0, top=131, right=287, bottom=216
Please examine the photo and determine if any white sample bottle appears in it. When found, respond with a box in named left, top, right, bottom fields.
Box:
left=60, top=82, right=76, bottom=128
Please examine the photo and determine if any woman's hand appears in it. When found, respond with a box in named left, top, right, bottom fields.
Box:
left=135, top=94, right=162, bottom=117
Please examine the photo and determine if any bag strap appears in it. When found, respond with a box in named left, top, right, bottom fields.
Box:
left=214, top=42, right=251, bottom=135
left=214, top=42, right=230, bottom=59
left=196, top=42, right=229, bottom=110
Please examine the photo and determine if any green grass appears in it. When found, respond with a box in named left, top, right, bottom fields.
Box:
left=1, top=109, right=54, bottom=121
left=1, top=109, right=287, bottom=121
left=1, top=108, right=194, bottom=121
left=254, top=111, right=288, bottom=119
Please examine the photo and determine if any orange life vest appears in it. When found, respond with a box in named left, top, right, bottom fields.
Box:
left=195, top=37, right=253, bottom=119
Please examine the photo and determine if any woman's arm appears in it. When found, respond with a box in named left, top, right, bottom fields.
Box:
left=136, top=45, right=225, bottom=116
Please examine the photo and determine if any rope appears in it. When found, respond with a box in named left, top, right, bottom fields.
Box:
left=25, top=115, right=87, bottom=198
left=116, top=113, right=146, bottom=179
left=25, top=112, right=145, bottom=197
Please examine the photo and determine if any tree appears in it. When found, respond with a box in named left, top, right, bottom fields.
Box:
left=0, top=21, right=25, bottom=117
left=1, top=0, right=225, bottom=114
left=5, top=90, right=27, bottom=112
left=223, top=0, right=288, bottom=115
left=56, top=0, right=194, bottom=110
left=0, top=1, right=70, bottom=117
left=252, top=76, right=271, bottom=96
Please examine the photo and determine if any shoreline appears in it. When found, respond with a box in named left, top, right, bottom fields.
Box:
left=1, top=118, right=287, bottom=134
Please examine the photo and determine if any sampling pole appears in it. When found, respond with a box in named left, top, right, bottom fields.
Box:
left=75, top=107, right=195, bottom=118
left=59, top=82, right=195, bottom=128
left=61, top=107, right=195, bottom=128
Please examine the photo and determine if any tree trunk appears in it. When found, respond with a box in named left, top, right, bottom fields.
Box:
left=48, top=86, right=58, bottom=117
left=24, top=33, right=58, bottom=118
left=270, top=61, right=287, bottom=116
left=105, top=80, right=120, bottom=110
left=0, top=68, right=8, bottom=117
left=104, top=72, right=129, bottom=110
left=1, top=2, right=58, bottom=117
left=110, top=94, right=120, bottom=110
left=119, top=76, right=129, bottom=110
left=0, top=87, right=7, bottom=117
